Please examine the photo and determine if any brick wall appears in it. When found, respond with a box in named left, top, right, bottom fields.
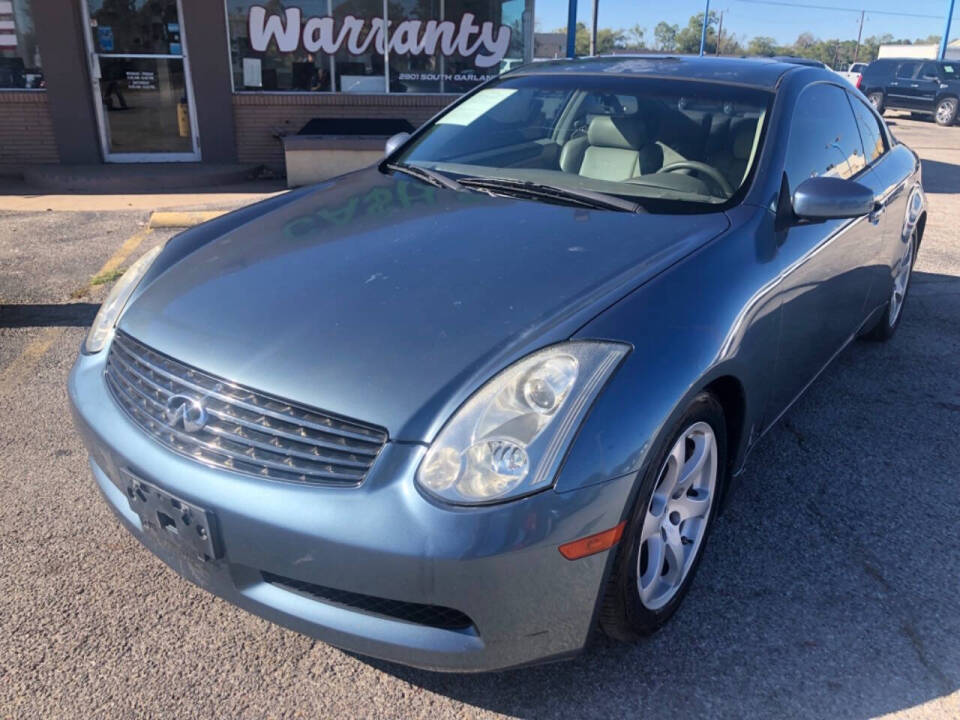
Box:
left=233, top=93, right=453, bottom=171
left=0, top=92, right=59, bottom=168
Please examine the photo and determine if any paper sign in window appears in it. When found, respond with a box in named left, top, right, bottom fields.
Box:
left=242, top=58, right=263, bottom=88
left=436, top=89, right=518, bottom=126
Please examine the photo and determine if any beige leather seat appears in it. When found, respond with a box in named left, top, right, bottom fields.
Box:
left=712, top=119, right=758, bottom=190
left=559, top=116, right=663, bottom=182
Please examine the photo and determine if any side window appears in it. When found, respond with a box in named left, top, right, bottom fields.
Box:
left=849, top=94, right=887, bottom=164
left=920, top=62, right=939, bottom=80
left=896, top=62, right=918, bottom=80
left=785, top=84, right=865, bottom=189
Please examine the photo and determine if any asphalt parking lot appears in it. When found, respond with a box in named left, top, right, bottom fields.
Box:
left=1, top=115, right=958, bottom=719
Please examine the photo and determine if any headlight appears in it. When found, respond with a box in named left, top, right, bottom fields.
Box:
left=84, top=244, right=163, bottom=354
left=417, top=342, right=629, bottom=505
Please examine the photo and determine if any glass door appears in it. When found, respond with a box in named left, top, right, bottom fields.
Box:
left=83, top=0, right=199, bottom=162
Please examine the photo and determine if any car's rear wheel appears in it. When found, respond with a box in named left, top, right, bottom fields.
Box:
left=867, top=91, right=886, bottom=115
left=600, top=392, right=727, bottom=641
left=866, top=226, right=917, bottom=342
left=935, top=97, right=958, bottom=126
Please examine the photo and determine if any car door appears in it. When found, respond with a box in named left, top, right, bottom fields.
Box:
left=905, top=62, right=941, bottom=112
left=887, top=62, right=920, bottom=110
left=768, top=83, right=878, bottom=419
left=846, top=91, right=908, bottom=312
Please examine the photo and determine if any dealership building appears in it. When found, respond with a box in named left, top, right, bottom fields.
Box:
left=1, top=0, right=535, bottom=176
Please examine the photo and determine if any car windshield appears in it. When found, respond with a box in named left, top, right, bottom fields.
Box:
left=395, top=74, right=772, bottom=212
left=942, top=63, right=957, bottom=78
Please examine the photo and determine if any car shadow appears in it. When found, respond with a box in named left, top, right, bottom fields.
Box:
left=355, top=270, right=960, bottom=718
left=920, top=158, right=960, bottom=194
left=0, top=302, right=99, bottom=328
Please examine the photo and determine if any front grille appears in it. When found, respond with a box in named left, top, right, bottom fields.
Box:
left=104, top=331, right=388, bottom=485
left=261, top=572, right=476, bottom=631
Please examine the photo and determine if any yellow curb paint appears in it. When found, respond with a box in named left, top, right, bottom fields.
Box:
left=148, top=210, right=225, bottom=228
left=0, top=227, right=153, bottom=396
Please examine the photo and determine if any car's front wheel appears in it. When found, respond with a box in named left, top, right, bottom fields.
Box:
left=600, top=392, right=727, bottom=640
left=935, top=97, right=958, bottom=126
left=867, top=91, right=886, bottom=115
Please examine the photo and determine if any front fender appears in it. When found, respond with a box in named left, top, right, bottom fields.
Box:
left=554, top=205, right=781, bottom=494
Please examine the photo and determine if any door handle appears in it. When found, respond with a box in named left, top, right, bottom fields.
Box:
left=869, top=201, right=885, bottom=225
left=910, top=83, right=919, bottom=87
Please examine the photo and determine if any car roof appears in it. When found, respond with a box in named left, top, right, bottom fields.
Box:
left=770, top=55, right=826, bottom=68
left=870, top=58, right=937, bottom=64
left=508, top=55, right=806, bottom=89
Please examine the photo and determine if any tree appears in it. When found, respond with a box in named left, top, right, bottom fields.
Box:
left=568, top=22, right=626, bottom=56
left=596, top=27, right=627, bottom=53
left=747, top=35, right=778, bottom=57
left=627, top=23, right=646, bottom=50
left=676, top=12, right=719, bottom=55
left=719, top=33, right=743, bottom=56
left=654, top=21, right=678, bottom=52
left=795, top=32, right=816, bottom=50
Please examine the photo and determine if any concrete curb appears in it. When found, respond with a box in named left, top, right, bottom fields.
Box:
left=148, top=211, right=227, bottom=228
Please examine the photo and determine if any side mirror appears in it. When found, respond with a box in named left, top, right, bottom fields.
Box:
left=791, top=176, right=875, bottom=220
left=384, top=132, right=411, bottom=157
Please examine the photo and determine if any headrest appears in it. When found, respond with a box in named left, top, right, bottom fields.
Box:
left=587, top=115, right=650, bottom=150
left=733, top=121, right=758, bottom=160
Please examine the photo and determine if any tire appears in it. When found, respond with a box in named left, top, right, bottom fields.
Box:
left=867, top=91, right=886, bottom=115
left=865, top=226, right=917, bottom=342
left=600, top=392, right=728, bottom=641
left=935, top=97, right=958, bottom=126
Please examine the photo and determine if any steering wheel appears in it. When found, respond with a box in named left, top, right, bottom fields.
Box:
left=656, top=161, right=733, bottom=197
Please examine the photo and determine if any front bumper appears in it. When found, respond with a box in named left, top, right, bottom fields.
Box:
left=68, top=345, right=635, bottom=672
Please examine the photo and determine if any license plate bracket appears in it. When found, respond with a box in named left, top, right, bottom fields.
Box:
left=121, top=471, right=222, bottom=562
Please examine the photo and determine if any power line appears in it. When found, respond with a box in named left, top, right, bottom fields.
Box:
left=732, top=0, right=943, bottom=20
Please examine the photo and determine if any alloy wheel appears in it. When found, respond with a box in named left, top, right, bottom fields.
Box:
left=888, top=229, right=916, bottom=327
left=936, top=99, right=957, bottom=125
left=637, top=421, right=718, bottom=610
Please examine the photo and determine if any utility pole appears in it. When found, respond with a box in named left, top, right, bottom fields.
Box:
left=852, top=9, right=865, bottom=64
left=700, top=0, right=711, bottom=56
left=939, top=0, right=956, bottom=59
left=716, top=10, right=724, bottom=55
left=590, top=0, right=598, bottom=56
left=566, top=0, right=578, bottom=58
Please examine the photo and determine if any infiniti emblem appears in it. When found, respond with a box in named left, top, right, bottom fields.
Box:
left=164, top=394, right=208, bottom=433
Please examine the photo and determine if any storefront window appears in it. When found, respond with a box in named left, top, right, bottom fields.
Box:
left=0, top=0, right=43, bottom=89
left=225, top=0, right=530, bottom=94
left=88, top=0, right=181, bottom=55
left=334, top=0, right=385, bottom=93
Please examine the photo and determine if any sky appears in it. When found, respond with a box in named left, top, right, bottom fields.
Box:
left=534, top=0, right=960, bottom=46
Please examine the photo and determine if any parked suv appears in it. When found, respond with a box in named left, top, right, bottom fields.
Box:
left=861, top=58, right=960, bottom=125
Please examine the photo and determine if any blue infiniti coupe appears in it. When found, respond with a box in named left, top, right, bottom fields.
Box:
left=70, top=56, right=926, bottom=672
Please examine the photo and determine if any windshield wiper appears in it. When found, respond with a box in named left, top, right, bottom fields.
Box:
left=457, top=177, right=640, bottom=213
left=385, top=162, right=463, bottom=192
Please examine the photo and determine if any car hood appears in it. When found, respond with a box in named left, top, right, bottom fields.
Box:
left=119, top=169, right=729, bottom=441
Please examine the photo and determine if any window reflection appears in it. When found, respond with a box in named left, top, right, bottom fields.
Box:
left=0, top=0, right=43, bottom=89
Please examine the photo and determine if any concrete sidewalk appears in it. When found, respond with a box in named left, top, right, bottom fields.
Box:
left=0, top=178, right=287, bottom=213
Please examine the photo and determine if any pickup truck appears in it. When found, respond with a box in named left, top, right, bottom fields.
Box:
left=836, top=62, right=868, bottom=89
